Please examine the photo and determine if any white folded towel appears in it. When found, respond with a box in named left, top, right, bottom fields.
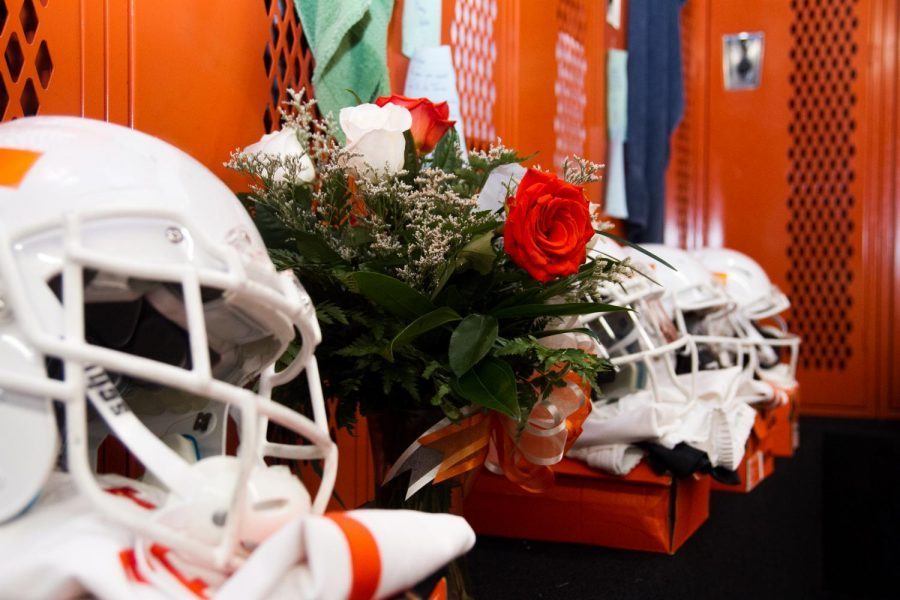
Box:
left=571, top=366, right=758, bottom=472
left=566, top=444, right=644, bottom=476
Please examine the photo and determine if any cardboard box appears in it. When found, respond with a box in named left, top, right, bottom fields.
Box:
left=463, top=459, right=710, bottom=554
left=711, top=414, right=775, bottom=493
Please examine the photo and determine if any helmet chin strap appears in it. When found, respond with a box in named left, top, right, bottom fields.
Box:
left=84, top=365, right=197, bottom=499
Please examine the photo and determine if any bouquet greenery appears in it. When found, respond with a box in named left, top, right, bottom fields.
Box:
left=229, top=90, right=635, bottom=435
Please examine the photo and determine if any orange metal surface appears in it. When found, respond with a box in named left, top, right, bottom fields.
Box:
left=464, top=459, right=710, bottom=554
left=867, top=0, right=899, bottom=418
left=667, top=0, right=898, bottom=418
left=388, top=0, right=607, bottom=194
left=129, top=2, right=271, bottom=188
left=664, top=0, right=710, bottom=249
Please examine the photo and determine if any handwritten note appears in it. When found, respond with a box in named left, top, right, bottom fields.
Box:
left=405, top=45, right=468, bottom=156
left=402, top=0, right=442, bottom=58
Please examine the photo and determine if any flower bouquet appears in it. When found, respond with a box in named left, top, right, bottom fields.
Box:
left=229, top=90, right=637, bottom=511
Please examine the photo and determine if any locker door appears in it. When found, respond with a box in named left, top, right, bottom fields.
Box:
left=668, top=0, right=898, bottom=417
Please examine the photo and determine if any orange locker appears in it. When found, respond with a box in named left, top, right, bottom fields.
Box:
left=666, top=0, right=899, bottom=418
left=389, top=0, right=608, bottom=201
left=0, top=0, right=374, bottom=507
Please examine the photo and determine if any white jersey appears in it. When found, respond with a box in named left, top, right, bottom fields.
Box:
left=0, top=472, right=475, bottom=600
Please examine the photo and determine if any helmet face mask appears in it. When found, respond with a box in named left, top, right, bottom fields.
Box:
left=693, top=247, right=801, bottom=384
left=585, top=240, right=700, bottom=404
left=0, top=117, right=336, bottom=570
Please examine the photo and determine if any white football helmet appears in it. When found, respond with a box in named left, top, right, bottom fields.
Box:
left=585, top=237, right=699, bottom=404
left=693, top=247, right=800, bottom=384
left=0, top=117, right=337, bottom=570
left=632, top=244, right=777, bottom=407
left=577, top=239, right=759, bottom=471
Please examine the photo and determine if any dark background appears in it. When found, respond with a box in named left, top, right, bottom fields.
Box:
left=466, top=417, right=900, bottom=599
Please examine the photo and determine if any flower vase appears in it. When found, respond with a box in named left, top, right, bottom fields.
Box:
left=366, top=407, right=457, bottom=512
left=366, top=408, right=476, bottom=599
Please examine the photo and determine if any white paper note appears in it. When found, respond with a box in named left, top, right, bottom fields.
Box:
left=607, top=49, right=628, bottom=139
left=605, top=132, right=628, bottom=219
left=478, top=163, right=527, bottom=212
left=605, top=49, right=628, bottom=219
left=402, top=0, right=442, bottom=59
left=405, top=45, right=468, bottom=157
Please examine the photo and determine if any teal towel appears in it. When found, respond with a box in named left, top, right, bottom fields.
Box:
left=295, top=0, right=395, bottom=130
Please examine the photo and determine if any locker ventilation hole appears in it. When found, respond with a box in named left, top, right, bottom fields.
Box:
left=786, top=0, right=859, bottom=371
left=4, top=32, right=23, bottom=81
left=1, top=0, right=53, bottom=120
left=35, top=40, right=50, bottom=88
left=451, top=0, right=498, bottom=150
left=19, top=0, right=37, bottom=43
left=553, top=0, right=588, bottom=174
left=263, top=0, right=315, bottom=133
left=0, top=78, right=7, bottom=117
left=20, top=76, right=36, bottom=116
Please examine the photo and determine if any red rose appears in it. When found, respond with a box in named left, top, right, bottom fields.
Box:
left=504, top=169, right=594, bottom=283
left=374, top=94, right=455, bottom=154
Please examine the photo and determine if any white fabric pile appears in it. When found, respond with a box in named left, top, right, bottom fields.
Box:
left=0, top=472, right=474, bottom=600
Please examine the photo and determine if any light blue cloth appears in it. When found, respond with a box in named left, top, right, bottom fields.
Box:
left=295, top=0, right=395, bottom=130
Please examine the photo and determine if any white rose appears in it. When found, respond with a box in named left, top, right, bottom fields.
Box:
left=339, top=103, right=412, bottom=177
left=242, top=127, right=315, bottom=183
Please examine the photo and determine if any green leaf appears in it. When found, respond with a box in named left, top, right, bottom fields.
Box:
left=252, top=203, right=293, bottom=250
left=386, top=307, right=461, bottom=360
left=402, top=129, right=420, bottom=176
left=453, top=357, right=519, bottom=419
left=457, top=231, right=496, bottom=275
left=595, top=230, right=676, bottom=270
left=431, top=127, right=462, bottom=172
left=294, top=232, right=345, bottom=264
left=291, top=183, right=314, bottom=209
left=352, top=272, right=435, bottom=320
left=430, top=257, right=465, bottom=301
left=491, top=302, right=628, bottom=319
left=449, top=314, right=499, bottom=376
left=345, top=88, right=364, bottom=105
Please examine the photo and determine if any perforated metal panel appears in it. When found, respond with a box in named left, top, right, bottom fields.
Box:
left=785, top=0, right=860, bottom=371
left=552, top=0, right=587, bottom=173
left=670, top=0, right=695, bottom=248
left=0, top=0, right=53, bottom=120
left=263, top=0, right=315, bottom=132
left=450, top=0, right=497, bottom=149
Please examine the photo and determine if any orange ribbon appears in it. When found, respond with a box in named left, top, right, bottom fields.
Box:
left=428, top=578, right=448, bottom=600
left=421, top=412, right=492, bottom=485
left=326, top=513, right=382, bottom=600
left=385, top=373, right=593, bottom=498
left=488, top=372, right=593, bottom=492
